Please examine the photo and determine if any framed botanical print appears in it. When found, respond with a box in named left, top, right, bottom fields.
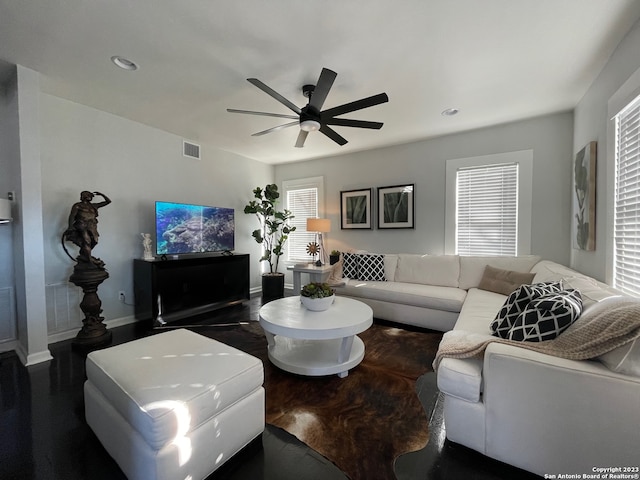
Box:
left=572, top=141, right=596, bottom=250
left=340, top=188, right=373, bottom=229
left=378, top=184, right=414, bottom=229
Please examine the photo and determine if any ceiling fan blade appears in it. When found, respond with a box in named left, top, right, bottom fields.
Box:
left=227, top=108, right=298, bottom=120
left=295, top=130, right=309, bottom=148
left=247, top=78, right=302, bottom=115
left=324, top=118, right=383, bottom=129
left=251, top=121, right=299, bottom=137
left=321, top=93, right=389, bottom=119
left=319, top=124, right=348, bottom=146
left=308, top=68, right=337, bottom=111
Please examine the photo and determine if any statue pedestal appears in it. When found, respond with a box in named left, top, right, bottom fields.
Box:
left=69, top=262, right=112, bottom=350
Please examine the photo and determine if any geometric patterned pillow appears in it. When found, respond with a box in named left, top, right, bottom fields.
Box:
left=507, top=289, right=583, bottom=342
left=358, top=254, right=386, bottom=281
left=491, top=282, right=563, bottom=338
left=342, top=252, right=359, bottom=279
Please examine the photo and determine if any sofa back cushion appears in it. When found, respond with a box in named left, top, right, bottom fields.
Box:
left=458, top=255, right=541, bottom=290
left=530, top=260, right=621, bottom=305
left=395, top=254, right=459, bottom=287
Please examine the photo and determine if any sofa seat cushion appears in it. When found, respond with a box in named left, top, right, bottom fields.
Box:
left=338, top=280, right=466, bottom=313
left=454, top=288, right=507, bottom=334
left=86, top=329, right=264, bottom=450
left=437, top=357, right=483, bottom=402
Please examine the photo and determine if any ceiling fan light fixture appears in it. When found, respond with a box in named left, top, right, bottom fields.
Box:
left=300, top=119, right=321, bottom=132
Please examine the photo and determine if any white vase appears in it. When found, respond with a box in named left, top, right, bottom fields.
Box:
left=300, top=294, right=335, bottom=312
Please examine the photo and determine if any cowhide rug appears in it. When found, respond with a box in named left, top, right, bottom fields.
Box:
left=200, top=321, right=443, bottom=480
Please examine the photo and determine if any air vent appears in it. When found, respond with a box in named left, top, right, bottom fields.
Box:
left=183, top=141, right=201, bottom=160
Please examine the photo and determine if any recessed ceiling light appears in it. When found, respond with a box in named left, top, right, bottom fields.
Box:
left=111, top=56, right=138, bottom=71
left=441, top=108, right=459, bottom=116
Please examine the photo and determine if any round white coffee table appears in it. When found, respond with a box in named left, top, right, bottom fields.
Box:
left=258, top=296, right=373, bottom=378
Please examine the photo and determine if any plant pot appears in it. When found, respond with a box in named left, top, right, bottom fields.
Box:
left=262, top=273, right=285, bottom=302
left=329, top=255, right=340, bottom=265
left=300, top=294, right=335, bottom=312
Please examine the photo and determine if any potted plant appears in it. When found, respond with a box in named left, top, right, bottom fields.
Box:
left=245, top=184, right=296, bottom=300
left=329, top=250, right=341, bottom=265
left=300, top=282, right=336, bottom=311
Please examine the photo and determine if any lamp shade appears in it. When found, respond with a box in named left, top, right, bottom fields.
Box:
left=0, top=198, right=12, bottom=224
left=306, top=218, right=331, bottom=233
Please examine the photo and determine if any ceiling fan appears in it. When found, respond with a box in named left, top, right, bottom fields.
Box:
left=227, top=67, right=388, bottom=148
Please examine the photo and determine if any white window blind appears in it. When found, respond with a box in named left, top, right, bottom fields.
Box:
left=613, top=94, right=640, bottom=297
left=456, top=163, right=519, bottom=256
left=287, top=187, right=318, bottom=262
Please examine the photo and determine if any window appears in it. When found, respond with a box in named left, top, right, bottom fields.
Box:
left=445, top=150, right=533, bottom=256
left=283, top=177, right=324, bottom=262
left=456, top=163, right=518, bottom=256
left=613, top=93, right=640, bottom=296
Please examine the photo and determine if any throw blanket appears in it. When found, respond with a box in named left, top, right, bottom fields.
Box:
left=433, top=297, right=640, bottom=371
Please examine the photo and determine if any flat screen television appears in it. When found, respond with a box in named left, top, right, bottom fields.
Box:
left=155, top=201, right=235, bottom=255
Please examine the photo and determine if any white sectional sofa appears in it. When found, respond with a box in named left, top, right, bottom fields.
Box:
left=333, top=254, right=640, bottom=476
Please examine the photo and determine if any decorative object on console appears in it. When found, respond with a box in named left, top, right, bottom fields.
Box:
left=227, top=67, right=388, bottom=148
left=244, top=184, right=296, bottom=301
left=300, top=282, right=335, bottom=311
left=572, top=141, right=597, bottom=251
left=306, top=217, right=331, bottom=265
left=61, top=190, right=112, bottom=349
left=341, top=188, right=373, bottom=229
left=305, top=241, right=320, bottom=264
left=140, top=233, right=153, bottom=260
left=378, top=184, right=414, bottom=229
left=329, top=250, right=341, bottom=265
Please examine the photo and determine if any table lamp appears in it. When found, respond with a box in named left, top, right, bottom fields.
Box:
left=306, top=218, right=331, bottom=266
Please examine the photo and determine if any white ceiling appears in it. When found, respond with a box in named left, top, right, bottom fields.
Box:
left=1, top=1, right=640, bottom=165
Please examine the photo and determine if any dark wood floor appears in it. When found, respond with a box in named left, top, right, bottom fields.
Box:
left=0, top=294, right=541, bottom=480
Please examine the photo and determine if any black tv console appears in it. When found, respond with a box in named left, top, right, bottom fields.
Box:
left=133, top=254, right=250, bottom=326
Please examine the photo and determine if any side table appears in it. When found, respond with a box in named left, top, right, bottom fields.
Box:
left=287, top=263, right=334, bottom=293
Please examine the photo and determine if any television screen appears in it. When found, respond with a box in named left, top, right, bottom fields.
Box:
left=155, top=201, right=235, bottom=255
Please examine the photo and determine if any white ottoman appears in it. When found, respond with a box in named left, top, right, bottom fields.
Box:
left=84, top=328, right=265, bottom=480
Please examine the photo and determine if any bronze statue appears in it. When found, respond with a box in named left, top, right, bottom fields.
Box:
left=63, top=191, right=111, bottom=266
left=62, top=190, right=112, bottom=349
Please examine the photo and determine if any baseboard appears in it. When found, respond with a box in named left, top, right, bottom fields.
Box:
left=47, top=315, right=140, bottom=345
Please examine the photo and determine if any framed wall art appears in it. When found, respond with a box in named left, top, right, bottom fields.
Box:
left=340, top=188, right=373, bottom=229
left=378, top=184, right=414, bottom=229
left=572, top=141, right=596, bottom=251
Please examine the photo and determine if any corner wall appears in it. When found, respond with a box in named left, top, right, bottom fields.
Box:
left=275, top=111, right=574, bottom=267
left=573, top=18, right=640, bottom=281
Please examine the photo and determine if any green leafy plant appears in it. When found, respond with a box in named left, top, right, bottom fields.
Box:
left=330, top=250, right=340, bottom=256
left=244, top=184, right=296, bottom=274
left=300, top=282, right=335, bottom=298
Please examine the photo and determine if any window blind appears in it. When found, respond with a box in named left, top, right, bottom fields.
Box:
left=456, top=163, right=519, bottom=256
left=287, top=187, right=318, bottom=262
left=614, top=94, right=640, bottom=297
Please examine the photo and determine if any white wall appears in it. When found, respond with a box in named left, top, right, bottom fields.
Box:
left=39, top=94, right=273, bottom=336
left=0, top=67, right=18, bottom=348
left=276, top=111, right=574, bottom=267
left=572, top=18, right=640, bottom=282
